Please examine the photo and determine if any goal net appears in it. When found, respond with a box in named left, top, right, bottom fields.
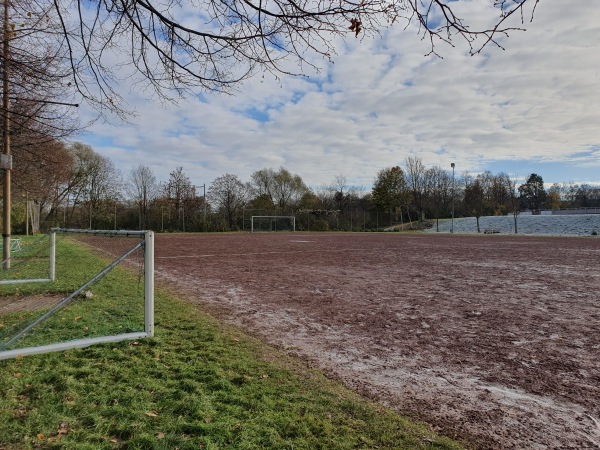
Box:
left=0, top=229, right=154, bottom=360
left=251, top=216, right=296, bottom=232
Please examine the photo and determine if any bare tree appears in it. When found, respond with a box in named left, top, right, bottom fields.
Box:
left=128, top=164, right=159, bottom=229
left=249, top=167, right=308, bottom=213
left=161, top=166, right=196, bottom=231
left=424, top=165, right=451, bottom=231
left=0, top=0, right=80, bottom=258
left=488, top=171, right=512, bottom=215
left=1, top=0, right=80, bottom=129
left=404, top=156, right=427, bottom=221
left=208, top=174, right=248, bottom=230
left=320, top=174, right=361, bottom=213
left=502, top=173, right=520, bottom=234
left=271, top=168, right=309, bottom=212
left=249, top=168, right=276, bottom=209
left=59, top=142, right=122, bottom=228
left=563, top=181, right=579, bottom=207
left=464, top=176, right=486, bottom=233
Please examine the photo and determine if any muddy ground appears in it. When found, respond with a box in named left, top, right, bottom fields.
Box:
left=154, top=233, right=600, bottom=449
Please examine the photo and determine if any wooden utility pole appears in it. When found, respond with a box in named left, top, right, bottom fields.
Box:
left=2, top=0, right=11, bottom=269
left=25, top=191, right=28, bottom=235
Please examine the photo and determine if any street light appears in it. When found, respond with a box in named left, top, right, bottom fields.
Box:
left=199, top=184, right=206, bottom=228
left=451, top=163, right=455, bottom=233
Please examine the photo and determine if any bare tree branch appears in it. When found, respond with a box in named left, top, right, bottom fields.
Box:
left=4, top=0, right=540, bottom=115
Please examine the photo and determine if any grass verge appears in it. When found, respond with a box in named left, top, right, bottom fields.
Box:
left=0, top=236, right=145, bottom=349
left=0, top=237, right=463, bottom=449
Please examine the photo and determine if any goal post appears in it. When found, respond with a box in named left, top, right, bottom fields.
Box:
left=0, top=229, right=154, bottom=361
left=251, top=216, right=296, bottom=232
left=0, top=232, right=56, bottom=285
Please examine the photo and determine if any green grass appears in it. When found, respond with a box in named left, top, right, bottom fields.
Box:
left=0, top=237, right=145, bottom=349
left=0, top=235, right=55, bottom=286
left=0, top=238, right=464, bottom=449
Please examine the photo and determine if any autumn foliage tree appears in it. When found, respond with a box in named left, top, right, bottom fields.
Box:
left=371, top=166, right=410, bottom=226
left=11, top=139, right=71, bottom=232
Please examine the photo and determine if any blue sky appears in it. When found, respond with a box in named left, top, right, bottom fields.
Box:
left=77, top=1, right=600, bottom=192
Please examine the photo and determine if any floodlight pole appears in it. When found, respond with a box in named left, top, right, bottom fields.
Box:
left=451, top=163, right=455, bottom=234
left=195, top=183, right=206, bottom=230
left=25, top=191, right=28, bottom=235
left=201, top=184, right=206, bottom=227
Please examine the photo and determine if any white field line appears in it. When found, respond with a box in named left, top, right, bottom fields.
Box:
left=156, top=248, right=366, bottom=259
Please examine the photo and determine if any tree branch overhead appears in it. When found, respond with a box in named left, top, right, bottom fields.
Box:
left=4, top=0, right=540, bottom=113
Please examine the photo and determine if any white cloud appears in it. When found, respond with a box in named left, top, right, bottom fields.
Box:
left=78, top=0, right=600, bottom=190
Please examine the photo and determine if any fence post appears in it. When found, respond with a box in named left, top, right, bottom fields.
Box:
left=49, top=230, right=56, bottom=282
left=144, top=230, right=155, bottom=337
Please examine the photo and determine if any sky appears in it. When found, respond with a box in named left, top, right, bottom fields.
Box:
left=77, top=0, right=600, bottom=192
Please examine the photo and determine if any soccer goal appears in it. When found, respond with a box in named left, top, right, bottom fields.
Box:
left=0, top=229, right=154, bottom=360
left=0, top=232, right=56, bottom=285
left=251, top=216, right=296, bottom=232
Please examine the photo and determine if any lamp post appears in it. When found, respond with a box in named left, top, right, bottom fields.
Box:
left=199, top=184, right=206, bottom=229
left=451, top=163, right=455, bottom=234
left=25, top=191, right=29, bottom=235
left=190, top=183, right=207, bottom=231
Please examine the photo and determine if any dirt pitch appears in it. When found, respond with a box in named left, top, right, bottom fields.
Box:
left=155, top=233, right=600, bottom=449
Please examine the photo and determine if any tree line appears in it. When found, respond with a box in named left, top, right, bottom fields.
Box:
left=5, top=141, right=600, bottom=234
left=0, top=0, right=541, bottom=248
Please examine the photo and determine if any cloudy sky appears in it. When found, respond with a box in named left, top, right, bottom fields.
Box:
left=78, top=0, right=600, bottom=192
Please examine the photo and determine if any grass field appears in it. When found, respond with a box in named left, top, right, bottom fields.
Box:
left=0, top=235, right=462, bottom=449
